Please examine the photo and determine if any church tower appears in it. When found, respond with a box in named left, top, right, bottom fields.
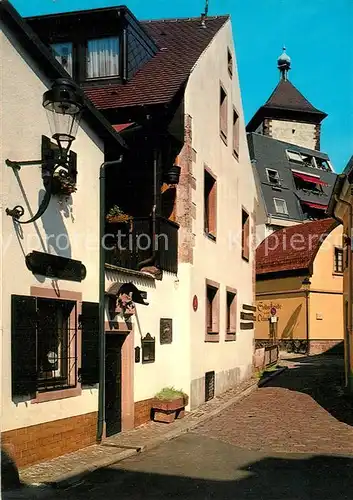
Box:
left=246, top=48, right=327, bottom=151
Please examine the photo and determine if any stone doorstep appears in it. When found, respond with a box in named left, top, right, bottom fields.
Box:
left=19, top=373, right=289, bottom=489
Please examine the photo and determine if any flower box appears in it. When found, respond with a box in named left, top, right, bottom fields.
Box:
left=151, top=389, right=188, bottom=423
left=106, top=214, right=132, bottom=224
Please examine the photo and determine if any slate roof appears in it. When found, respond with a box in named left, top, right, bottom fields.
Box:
left=85, top=16, right=229, bottom=109
left=256, top=218, right=337, bottom=276
left=247, top=132, right=336, bottom=223
left=0, top=0, right=126, bottom=149
left=263, top=80, right=326, bottom=116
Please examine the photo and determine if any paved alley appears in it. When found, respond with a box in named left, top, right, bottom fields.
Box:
left=195, top=354, right=353, bottom=455
left=4, top=354, right=353, bottom=500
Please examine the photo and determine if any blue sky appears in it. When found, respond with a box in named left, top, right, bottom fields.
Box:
left=12, top=0, right=353, bottom=172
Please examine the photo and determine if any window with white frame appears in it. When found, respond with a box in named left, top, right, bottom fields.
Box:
left=287, top=150, right=333, bottom=172
left=274, top=198, right=288, bottom=215
left=286, top=150, right=303, bottom=163
left=86, top=37, right=120, bottom=79
left=266, top=169, right=280, bottom=186
left=51, top=42, right=73, bottom=76
left=334, top=247, right=344, bottom=274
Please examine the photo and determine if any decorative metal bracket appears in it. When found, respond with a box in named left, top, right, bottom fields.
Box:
left=5, top=136, right=77, bottom=224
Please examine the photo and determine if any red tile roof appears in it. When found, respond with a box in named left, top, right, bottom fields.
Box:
left=85, top=16, right=229, bottom=109
left=264, top=80, right=326, bottom=117
left=256, top=218, right=337, bottom=276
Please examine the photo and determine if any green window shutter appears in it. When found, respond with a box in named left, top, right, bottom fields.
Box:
left=79, top=302, right=99, bottom=385
left=11, top=295, right=37, bottom=398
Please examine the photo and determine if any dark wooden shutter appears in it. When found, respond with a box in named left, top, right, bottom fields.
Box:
left=11, top=295, right=37, bottom=398
left=80, top=301, right=99, bottom=385
left=242, top=210, right=250, bottom=261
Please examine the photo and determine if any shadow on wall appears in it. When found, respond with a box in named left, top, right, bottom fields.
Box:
left=281, top=304, right=303, bottom=340
left=40, top=190, right=72, bottom=259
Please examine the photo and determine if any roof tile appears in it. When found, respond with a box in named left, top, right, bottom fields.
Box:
left=264, top=80, right=326, bottom=116
left=256, top=218, right=336, bottom=276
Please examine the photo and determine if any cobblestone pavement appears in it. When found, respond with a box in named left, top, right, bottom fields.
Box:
left=195, top=354, right=353, bottom=455
left=5, top=354, right=353, bottom=499
left=19, top=375, right=258, bottom=486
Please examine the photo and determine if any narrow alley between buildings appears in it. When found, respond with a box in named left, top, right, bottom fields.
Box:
left=6, top=351, right=353, bottom=500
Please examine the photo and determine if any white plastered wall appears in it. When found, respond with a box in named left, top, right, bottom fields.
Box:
left=1, top=23, right=104, bottom=431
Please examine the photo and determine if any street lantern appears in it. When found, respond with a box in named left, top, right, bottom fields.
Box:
left=5, top=78, right=85, bottom=224
left=42, top=78, right=84, bottom=158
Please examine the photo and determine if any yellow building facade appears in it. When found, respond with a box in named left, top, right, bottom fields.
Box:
left=255, top=219, right=343, bottom=354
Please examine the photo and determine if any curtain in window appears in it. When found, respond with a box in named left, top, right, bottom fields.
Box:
left=87, top=37, right=119, bottom=78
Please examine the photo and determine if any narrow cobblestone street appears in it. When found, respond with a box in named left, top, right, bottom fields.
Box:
left=5, top=354, right=353, bottom=500
left=195, top=354, right=353, bottom=455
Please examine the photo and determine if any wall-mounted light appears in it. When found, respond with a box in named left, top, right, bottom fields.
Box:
left=163, top=164, right=181, bottom=185
left=5, top=78, right=84, bottom=224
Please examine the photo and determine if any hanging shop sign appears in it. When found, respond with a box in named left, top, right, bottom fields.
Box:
left=25, top=251, right=86, bottom=282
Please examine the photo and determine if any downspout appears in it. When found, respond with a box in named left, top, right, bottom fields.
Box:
left=305, top=288, right=310, bottom=353
left=97, top=158, right=123, bottom=442
left=334, top=194, right=352, bottom=390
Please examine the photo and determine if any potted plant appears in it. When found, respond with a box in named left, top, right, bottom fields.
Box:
left=106, top=205, right=132, bottom=223
left=152, top=387, right=188, bottom=423
left=52, top=170, right=77, bottom=196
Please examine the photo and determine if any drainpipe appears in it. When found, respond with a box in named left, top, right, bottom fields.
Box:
left=334, top=194, right=352, bottom=391
left=302, top=277, right=311, bottom=355
left=97, top=158, right=123, bottom=442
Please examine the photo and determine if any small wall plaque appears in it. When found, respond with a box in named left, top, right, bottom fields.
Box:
left=160, top=318, right=173, bottom=344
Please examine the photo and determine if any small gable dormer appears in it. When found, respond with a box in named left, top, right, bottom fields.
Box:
left=26, top=6, right=158, bottom=86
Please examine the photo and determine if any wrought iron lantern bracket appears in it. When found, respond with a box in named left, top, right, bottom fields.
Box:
left=6, top=135, right=77, bottom=224
left=5, top=78, right=83, bottom=224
